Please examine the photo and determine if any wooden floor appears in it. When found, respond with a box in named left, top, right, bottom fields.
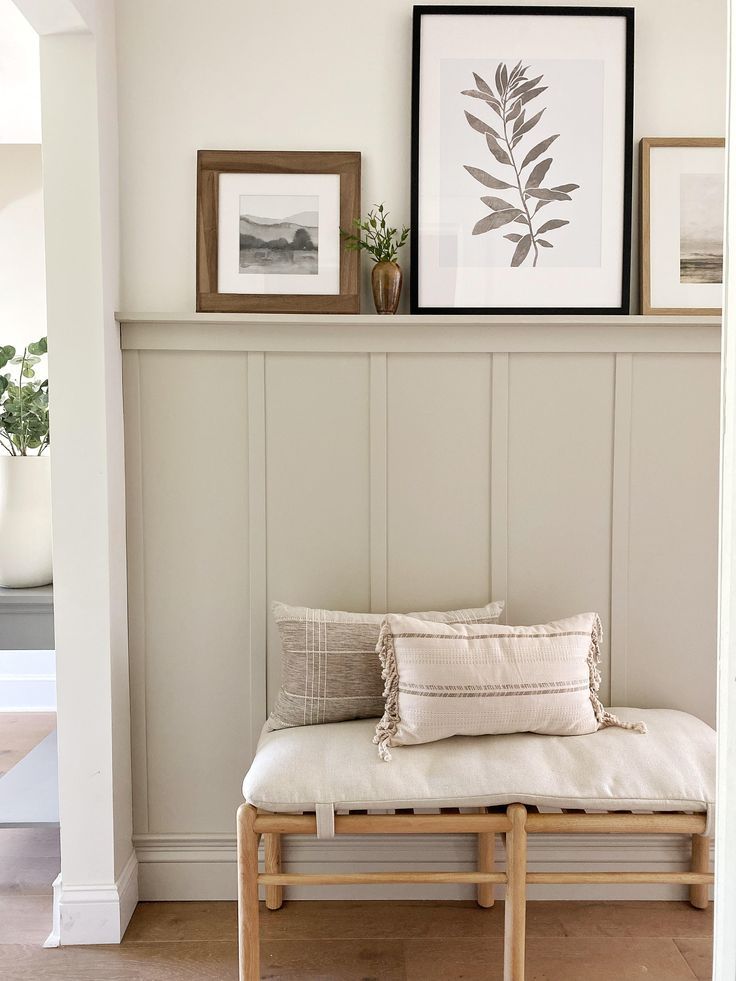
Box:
left=0, top=714, right=715, bottom=979
left=0, top=713, right=56, bottom=777
left=0, top=863, right=715, bottom=980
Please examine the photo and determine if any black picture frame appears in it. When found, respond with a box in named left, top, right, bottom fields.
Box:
left=410, top=5, right=635, bottom=315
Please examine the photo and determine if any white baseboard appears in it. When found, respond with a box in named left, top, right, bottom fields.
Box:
left=0, top=650, right=56, bottom=711
left=135, top=832, right=714, bottom=902
left=49, top=850, right=139, bottom=945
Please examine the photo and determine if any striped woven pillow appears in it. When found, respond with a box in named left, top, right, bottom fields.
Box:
left=374, top=612, right=645, bottom=760
left=266, top=600, right=504, bottom=730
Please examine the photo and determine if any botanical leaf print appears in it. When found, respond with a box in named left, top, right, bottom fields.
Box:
left=463, top=63, right=579, bottom=267
left=463, top=166, right=514, bottom=190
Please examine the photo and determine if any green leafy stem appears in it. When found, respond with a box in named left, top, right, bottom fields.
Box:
left=341, top=204, right=409, bottom=264
left=0, top=337, right=49, bottom=456
left=462, top=62, right=579, bottom=267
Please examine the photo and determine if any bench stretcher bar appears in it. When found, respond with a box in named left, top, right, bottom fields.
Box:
left=237, top=802, right=713, bottom=981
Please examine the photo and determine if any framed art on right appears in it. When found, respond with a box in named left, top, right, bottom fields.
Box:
left=641, top=137, right=725, bottom=315
left=410, top=6, right=635, bottom=315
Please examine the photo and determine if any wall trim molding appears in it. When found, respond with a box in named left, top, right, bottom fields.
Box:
left=119, top=315, right=721, bottom=355
left=369, top=352, right=388, bottom=613
left=122, top=349, right=149, bottom=835
left=47, top=849, right=139, bottom=946
left=247, top=351, right=267, bottom=747
left=610, top=352, right=633, bottom=703
left=134, top=831, right=712, bottom=903
left=123, top=324, right=719, bottom=903
left=490, top=352, right=509, bottom=612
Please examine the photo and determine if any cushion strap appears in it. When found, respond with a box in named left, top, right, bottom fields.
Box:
left=316, top=802, right=335, bottom=839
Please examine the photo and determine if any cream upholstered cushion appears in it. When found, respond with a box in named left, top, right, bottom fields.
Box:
left=266, top=600, right=504, bottom=730
left=243, top=708, right=716, bottom=834
left=374, top=612, right=643, bottom=760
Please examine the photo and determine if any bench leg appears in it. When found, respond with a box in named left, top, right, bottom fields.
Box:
left=477, top=831, right=495, bottom=908
left=237, top=804, right=260, bottom=981
left=504, top=803, right=527, bottom=981
left=264, top=833, right=283, bottom=910
left=689, top=834, right=710, bottom=909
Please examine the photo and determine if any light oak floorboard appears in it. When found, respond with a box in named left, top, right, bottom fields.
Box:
left=0, top=715, right=56, bottom=778
left=405, top=938, right=699, bottom=981
left=124, top=899, right=712, bottom=944
left=0, top=828, right=60, bottom=860
left=0, top=896, right=53, bottom=945
left=0, top=856, right=60, bottom=897
left=0, top=942, right=239, bottom=980
left=527, top=899, right=713, bottom=939
left=126, top=899, right=507, bottom=943
left=0, top=896, right=714, bottom=978
left=261, top=938, right=406, bottom=979
left=674, top=938, right=714, bottom=980
left=123, top=901, right=238, bottom=944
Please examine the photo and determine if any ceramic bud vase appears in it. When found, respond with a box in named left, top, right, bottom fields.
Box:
left=0, top=455, right=53, bottom=587
left=371, top=261, right=403, bottom=314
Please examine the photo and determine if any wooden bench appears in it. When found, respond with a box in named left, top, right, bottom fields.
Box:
left=237, top=708, right=715, bottom=980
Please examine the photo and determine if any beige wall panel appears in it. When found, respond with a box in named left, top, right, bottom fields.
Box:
left=265, top=354, right=371, bottom=704
left=386, top=354, right=492, bottom=611
left=507, top=354, right=615, bottom=698
left=627, top=354, right=719, bottom=724
left=137, top=351, right=250, bottom=833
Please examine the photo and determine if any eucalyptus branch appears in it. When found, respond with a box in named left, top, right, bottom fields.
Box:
left=18, top=347, right=27, bottom=456
left=341, top=204, right=409, bottom=264
left=461, top=62, right=580, bottom=267
left=0, top=337, right=49, bottom=457
left=500, top=84, right=539, bottom=267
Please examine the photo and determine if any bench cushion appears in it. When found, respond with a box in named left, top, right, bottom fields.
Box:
left=243, top=707, right=715, bottom=832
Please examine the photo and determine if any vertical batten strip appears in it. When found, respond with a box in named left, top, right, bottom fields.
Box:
left=370, top=353, right=389, bottom=613
left=122, top=350, right=150, bottom=834
left=247, top=352, right=268, bottom=751
left=491, top=353, right=510, bottom=620
left=610, top=352, right=634, bottom=704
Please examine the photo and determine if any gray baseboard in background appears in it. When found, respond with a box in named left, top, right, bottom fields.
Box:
left=0, top=649, right=56, bottom=711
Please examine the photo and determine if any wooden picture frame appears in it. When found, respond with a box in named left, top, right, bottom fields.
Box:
left=641, top=137, right=725, bottom=316
left=410, top=6, right=635, bottom=315
left=196, top=150, right=361, bottom=314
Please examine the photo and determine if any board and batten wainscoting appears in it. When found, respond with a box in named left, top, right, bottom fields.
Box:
left=119, top=314, right=720, bottom=902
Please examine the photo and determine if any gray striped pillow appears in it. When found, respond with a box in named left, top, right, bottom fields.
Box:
left=374, top=612, right=646, bottom=760
left=266, top=600, right=504, bottom=730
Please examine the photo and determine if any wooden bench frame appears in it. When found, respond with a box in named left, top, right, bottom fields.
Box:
left=236, top=802, right=713, bottom=981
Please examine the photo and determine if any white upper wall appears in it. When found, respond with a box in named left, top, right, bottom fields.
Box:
left=116, top=0, right=727, bottom=313
left=0, top=0, right=41, bottom=143
left=0, top=145, right=46, bottom=353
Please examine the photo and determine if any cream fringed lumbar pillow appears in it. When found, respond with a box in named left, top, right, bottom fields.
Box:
left=266, top=600, right=504, bottom=731
left=374, top=612, right=646, bottom=760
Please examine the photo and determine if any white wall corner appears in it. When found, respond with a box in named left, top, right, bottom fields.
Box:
left=50, top=850, right=138, bottom=946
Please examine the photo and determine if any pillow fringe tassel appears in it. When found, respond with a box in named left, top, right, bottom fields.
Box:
left=374, top=619, right=399, bottom=761
left=588, top=613, right=647, bottom=734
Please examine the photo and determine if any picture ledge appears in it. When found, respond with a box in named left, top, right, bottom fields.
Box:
left=117, top=312, right=721, bottom=326
left=118, top=314, right=720, bottom=356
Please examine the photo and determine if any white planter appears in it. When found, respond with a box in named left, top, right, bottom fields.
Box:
left=0, top=455, right=53, bottom=588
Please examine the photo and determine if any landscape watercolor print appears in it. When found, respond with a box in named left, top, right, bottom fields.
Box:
left=239, top=194, right=319, bottom=276
left=679, top=173, right=723, bottom=285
